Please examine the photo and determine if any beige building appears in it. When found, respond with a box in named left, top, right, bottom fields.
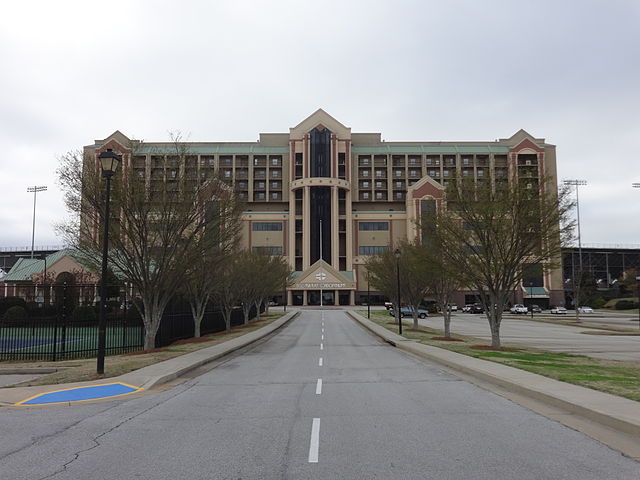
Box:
left=87, top=109, right=564, bottom=307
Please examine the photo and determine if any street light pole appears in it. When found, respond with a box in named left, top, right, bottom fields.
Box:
left=394, top=248, right=402, bottom=335
left=529, top=282, right=534, bottom=318
left=564, top=179, right=587, bottom=322
left=367, top=269, right=371, bottom=319
left=97, top=149, right=121, bottom=375
left=27, top=186, right=47, bottom=259
left=634, top=185, right=640, bottom=329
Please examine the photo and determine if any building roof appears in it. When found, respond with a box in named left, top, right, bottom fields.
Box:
left=2, top=249, right=85, bottom=282
left=351, top=145, right=512, bottom=154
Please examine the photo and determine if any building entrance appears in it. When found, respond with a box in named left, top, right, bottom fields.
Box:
left=307, top=290, right=335, bottom=306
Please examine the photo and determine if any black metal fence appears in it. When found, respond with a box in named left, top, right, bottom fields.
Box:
left=156, top=298, right=259, bottom=348
left=0, top=283, right=262, bottom=361
left=0, top=283, right=143, bottom=361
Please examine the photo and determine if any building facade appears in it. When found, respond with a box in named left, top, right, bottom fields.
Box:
left=86, top=109, right=564, bottom=306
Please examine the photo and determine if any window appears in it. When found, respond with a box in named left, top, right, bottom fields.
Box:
left=272, top=158, right=279, bottom=165
left=396, top=181, right=403, bottom=188
left=477, top=169, right=484, bottom=177
left=426, top=158, right=433, bottom=165
left=271, top=192, right=280, bottom=200
left=224, top=170, right=231, bottom=178
left=252, top=246, right=284, bottom=255
left=396, top=170, right=403, bottom=177
left=409, top=157, right=418, bottom=165
left=375, top=192, right=383, bottom=199
left=362, top=192, right=370, bottom=199
left=359, top=222, right=389, bottom=231
left=252, top=222, right=283, bottom=231
left=396, top=192, right=403, bottom=200
left=256, top=192, right=265, bottom=200
left=362, top=170, right=370, bottom=177
left=362, top=181, right=370, bottom=188
left=359, top=245, right=389, bottom=255
left=271, top=170, right=280, bottom=178
left=463, top=158, right=470, bottom=166
left=410, top=170, right=418, bottom=177
left=338, top=153, right=346, bottom=165
left=271, top=182, right=279, bottom=188
left=375, top=181, right=383, bottom=188
left=376, top=170, right=383, bottom=177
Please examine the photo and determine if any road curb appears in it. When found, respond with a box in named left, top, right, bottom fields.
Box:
left=347, top=310, right=640, bottom=438
left=0, top=311, right=299, bottom=406
left=120, top=311, right=300, bottom=390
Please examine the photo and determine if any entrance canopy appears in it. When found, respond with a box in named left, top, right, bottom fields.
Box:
left=290, top=260, right=355, bottom=291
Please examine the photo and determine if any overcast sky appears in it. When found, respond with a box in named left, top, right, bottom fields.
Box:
left=1, top=0, right=639, bottom=249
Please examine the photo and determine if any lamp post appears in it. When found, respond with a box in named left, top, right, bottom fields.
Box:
left=528, top=282, right=534, bottom=318
left=366, top=269, right=371, bottom=319
left=634, top=185, right=640, bottom=328
left=97, top=149, right=121, bottom=375
left=564, top=179, right=587, bottom=322
left=27, top=185, right=47, bottom=259
left=636, top=276, right=640, bottom=330
left=394, top=248, right=402, bottom=335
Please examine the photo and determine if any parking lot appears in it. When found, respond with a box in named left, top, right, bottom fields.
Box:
left=415, top=310, right=640, bottom=363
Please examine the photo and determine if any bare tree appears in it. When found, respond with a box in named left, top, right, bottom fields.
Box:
left=430, top=177, right=574, bottom=348
left=365, top=249, right=412, bottom=327
left=254, top=254, right=291, bottom=319
left=213, top=257, right=241, bottom=331
left=56, top=135, right=243, bottom=350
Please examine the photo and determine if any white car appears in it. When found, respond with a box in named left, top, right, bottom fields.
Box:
left=447, top=304, right=458, bottom=312
left=550, top=306, right=567, bottom=314
left=578, top=306, right=594, bottom=313
left=510, top=304, right=528, bottom=314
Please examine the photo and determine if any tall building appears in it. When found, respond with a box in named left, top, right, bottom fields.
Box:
left=86, top=109, right=564, bottom=307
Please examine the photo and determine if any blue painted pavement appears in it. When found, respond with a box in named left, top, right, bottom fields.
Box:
left=18, top=383, right=141, bottom=405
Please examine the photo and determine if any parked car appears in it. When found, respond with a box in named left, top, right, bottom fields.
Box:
left=389, top=307, right=428, bottom=318
left=510, top=304, right=528, bottom=314
left=469, top=303, right=484, bottom=314
left=447, top=304, right=458, bottom=312
left=550, top=306, right=567, bottom=314
left=529, top=304, right=542, bottom=313
left=384, top=301, right=393, bottom=310
left=578, top=306, right=594, bottom=313
left=462, top=304, right=473, bottom=313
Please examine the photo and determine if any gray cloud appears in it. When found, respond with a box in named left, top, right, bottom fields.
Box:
left=1, top=0, right=639, bottom=247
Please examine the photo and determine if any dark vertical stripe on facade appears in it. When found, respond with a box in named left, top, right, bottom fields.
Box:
left=310, top=186, right=331, bottom=264
left=310, top=127, right=331, bottom=178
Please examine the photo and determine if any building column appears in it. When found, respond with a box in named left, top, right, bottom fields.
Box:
left=289, top=189, right=296, bottom=269
left=345, top=189, right=353, bottom=269
left=349, top=290, right=355, bottom=305
left=303, top=186, right=311, bottom=269
left=303, top=290, right=308, bottom=306
left=334, top=289, right=339, bottom=306
left=331, top=186, right=339, bottom=268
left=287, top=290, right=293, bottom=306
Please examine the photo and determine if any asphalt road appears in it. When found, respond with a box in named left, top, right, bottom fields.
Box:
left=0, top=310, right=637, bottom=479
left=416, top=312, right=640, bottom=362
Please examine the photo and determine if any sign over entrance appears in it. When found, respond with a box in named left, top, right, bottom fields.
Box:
left=290, top=260, right=356, bottom=291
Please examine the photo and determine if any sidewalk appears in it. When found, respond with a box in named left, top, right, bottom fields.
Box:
left=0, top=311, right=298, bottom=407
left=347, top=310, right=640, bottom=457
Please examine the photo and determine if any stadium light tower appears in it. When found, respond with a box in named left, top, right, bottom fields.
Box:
left=27, top=186, right=47, bottom=259
left=564, top=179, right=587, bottom=323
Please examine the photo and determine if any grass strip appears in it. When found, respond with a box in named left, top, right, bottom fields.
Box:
left=362, top=310, right=640, bottom=403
